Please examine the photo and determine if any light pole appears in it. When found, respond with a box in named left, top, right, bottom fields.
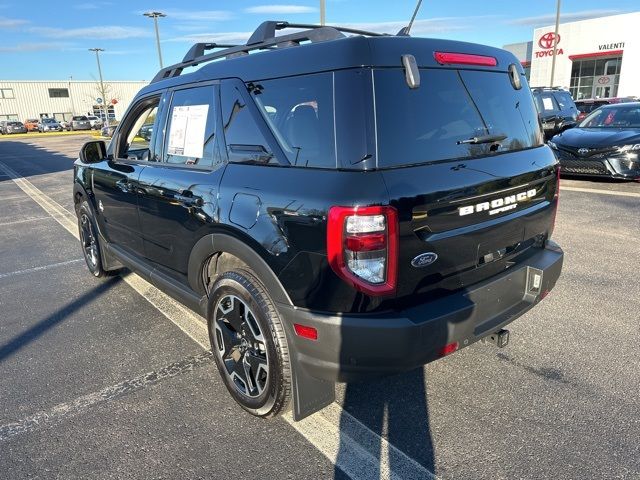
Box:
left=549, top=0, right=561, bottom=87
left=89, top=48, right=108, bottom=127
left=144, top=11, right=166, bottom=69
left=320, top=0, right=325, bottom=26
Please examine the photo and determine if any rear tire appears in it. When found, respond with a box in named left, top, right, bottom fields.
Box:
left=207, top=269, right=291, bottom=418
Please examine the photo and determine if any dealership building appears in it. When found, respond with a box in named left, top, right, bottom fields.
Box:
left=504, top=11, right=640, bottom=100
left=0, top=80, right=147, bottom=123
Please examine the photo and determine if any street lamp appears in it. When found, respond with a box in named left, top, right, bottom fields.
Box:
left=88, top=48, right=109, bottom=127
left=144, top=11, right=166, bottom=69
left=320, top=0, right=325, bottom=26
left=549, top=0, right=561, bottom=87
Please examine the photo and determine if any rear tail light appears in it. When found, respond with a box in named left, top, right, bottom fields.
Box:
left=434, top=52, right=497, bottom=67
left=327, top=205, right=398, bottom=296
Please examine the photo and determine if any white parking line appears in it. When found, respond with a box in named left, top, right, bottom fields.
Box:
left=0, top=160, right=438, bottom=480
left=0, top=352, right=213, bottom=442
left=561, top=186, right=640, bottom=198
left=0, top=259, right=84, bottom=280
left=0, top=216, right=54, bottom=227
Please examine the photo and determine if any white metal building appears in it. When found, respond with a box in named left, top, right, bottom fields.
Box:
left=0, top=80, right=148, bottom=122
left=505, top=11, right=640, bottom=100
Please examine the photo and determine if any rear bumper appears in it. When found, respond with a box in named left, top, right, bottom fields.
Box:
left=278, top=242, right=563, bottom=382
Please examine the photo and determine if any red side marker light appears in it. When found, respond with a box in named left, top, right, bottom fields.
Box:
left=434, top=52, right=497, bottom=67
left=294, top=324, right=318, bottom=341
left=438, top=342, right=459, bottom=357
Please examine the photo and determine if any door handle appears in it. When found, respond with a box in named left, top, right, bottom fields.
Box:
left=175, top=192, right=204, bottom=208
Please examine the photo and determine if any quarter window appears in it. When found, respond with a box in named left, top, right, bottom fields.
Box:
left=252, top=73, right=336, bottom=168
left=163, top=86, right=219, bottom=167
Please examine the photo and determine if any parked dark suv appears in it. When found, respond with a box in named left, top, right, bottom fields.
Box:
left=73, top=21, right=563, bottom=421
left=532, top=87, right=578, bottom=139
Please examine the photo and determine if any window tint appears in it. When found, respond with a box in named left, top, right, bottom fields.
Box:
left=374, top=69, right=542, bottom=168
left=221, top=82, right=275, bottom=164
left=163, top=86, right=219, bottom=167
left=252, top=73, right=336, bottom=168
left=554, top=91, right=575, bottom=111
left=119, top=99, right=159, bottom=161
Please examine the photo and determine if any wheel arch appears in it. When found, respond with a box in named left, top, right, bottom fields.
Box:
left=189, top=232, right=293, bottom=315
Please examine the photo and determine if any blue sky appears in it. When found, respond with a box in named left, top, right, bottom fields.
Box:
left=0, top=0, right=637, bottom=81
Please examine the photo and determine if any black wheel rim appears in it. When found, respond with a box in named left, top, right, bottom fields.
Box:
left=214, top=295, right=269, bottom=398
left=79, top=213, right=99, bottom=269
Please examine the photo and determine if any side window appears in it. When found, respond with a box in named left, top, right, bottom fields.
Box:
left=536, top=93, right=559, bottom=113
left=220, top=82, right=275, bottom=164
left=119, top=98, right=160, bottom=161
left=163, top=85, right=220, bottom=167
left=555, top=92, right=574, bottom=111
left=251, top=73, right=336, bottom=168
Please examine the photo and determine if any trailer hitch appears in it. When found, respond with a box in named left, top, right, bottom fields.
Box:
left=483, top=329, right=510, bottom=348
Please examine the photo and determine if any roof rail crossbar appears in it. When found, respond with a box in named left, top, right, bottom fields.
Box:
left=247, top=21, right=387, bottom=44
left=182, top=43, right=239, bottom=63
left=151, top=22, right=356, bottom=84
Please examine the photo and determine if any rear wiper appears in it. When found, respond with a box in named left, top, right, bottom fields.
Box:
left=457, top=134, right=507, bottom=145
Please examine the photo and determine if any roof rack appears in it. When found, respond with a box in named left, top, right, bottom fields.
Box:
left=151, top=20, right=388, bottom=84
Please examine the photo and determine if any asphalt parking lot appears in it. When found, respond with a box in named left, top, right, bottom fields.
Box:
left=0, top=136, right=638, bottom=479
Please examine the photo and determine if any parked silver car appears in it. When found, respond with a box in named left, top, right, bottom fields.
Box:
left=38, top=118, right=64, bottom=132
left=1, top=121, right=27, bottom=134
left=70, top=115, right=92, bottom=131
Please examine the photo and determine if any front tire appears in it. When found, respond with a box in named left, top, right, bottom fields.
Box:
left=77, top=200, right=110, bottom=278
left=208, top=270, right=291, bottom=418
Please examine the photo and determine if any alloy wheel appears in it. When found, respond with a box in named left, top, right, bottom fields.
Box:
left=213, top=295, right=269, bottom=398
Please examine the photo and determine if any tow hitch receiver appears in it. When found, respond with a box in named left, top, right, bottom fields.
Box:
left=483, top=329, right=510, bottom=348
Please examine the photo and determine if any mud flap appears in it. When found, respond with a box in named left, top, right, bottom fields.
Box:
left=289, top=346, right=335, bottom=421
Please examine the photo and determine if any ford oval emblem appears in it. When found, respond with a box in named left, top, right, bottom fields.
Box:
left=411, top=252, right=438, bottom=268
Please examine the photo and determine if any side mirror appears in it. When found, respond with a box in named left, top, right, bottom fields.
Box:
left=79, top=140, right=107, bottom=164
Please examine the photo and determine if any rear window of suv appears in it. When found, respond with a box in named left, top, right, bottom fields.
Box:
left=374, top=68, right=542, bottom=168
left=73, top=116, right=88, bottom=121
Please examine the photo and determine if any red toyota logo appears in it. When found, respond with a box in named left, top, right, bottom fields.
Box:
left=539, top=32, right=561, bottom=50
left=597, top=76, right=611, bottom=85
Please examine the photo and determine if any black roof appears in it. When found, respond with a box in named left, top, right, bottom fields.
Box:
left=138, top=21, right=521, bottom=97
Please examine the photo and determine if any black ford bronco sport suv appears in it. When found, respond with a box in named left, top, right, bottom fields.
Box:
left=73, top=22, right=563, bottom=421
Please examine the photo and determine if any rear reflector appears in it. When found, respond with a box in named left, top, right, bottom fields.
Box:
left=438, top=342, right=459, bottom=357
left=434, top=52, right=497, bottom=67
left=294, top=324, right=318, bottom=341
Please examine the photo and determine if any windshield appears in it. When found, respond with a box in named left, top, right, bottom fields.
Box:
left=43, top=118, right=56, bottom=123
left=73, top=116, right=88, bottom=121
left=374, top=68, right=542, bottom=167
left=579, top=105, right=640, bottom=128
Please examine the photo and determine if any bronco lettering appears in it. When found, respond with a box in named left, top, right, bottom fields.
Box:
left=459, top=188, right=537, bottom=216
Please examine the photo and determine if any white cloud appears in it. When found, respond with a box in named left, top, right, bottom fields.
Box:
left=0, top=16, right=28, bottom=28
left=338, top=17, right=496, bottom=35
left=75, top=2, right=113, bottom=9
left=31, top=26, right=151, bottom=40
left=168, top=31, right=253, bottom=45
left=245, top=5, right=317, bottom=14
left=507, top=9, right=623, bottom=27
left=0, top=42, right=68, bottom=52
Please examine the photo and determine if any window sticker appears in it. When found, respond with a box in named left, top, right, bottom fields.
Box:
left=542, top=97, right=554, bottom=111
left=167, top=104, right=209, bottom=158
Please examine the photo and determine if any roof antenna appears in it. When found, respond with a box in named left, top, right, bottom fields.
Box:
left=397, top=0, right=423, bottom=36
